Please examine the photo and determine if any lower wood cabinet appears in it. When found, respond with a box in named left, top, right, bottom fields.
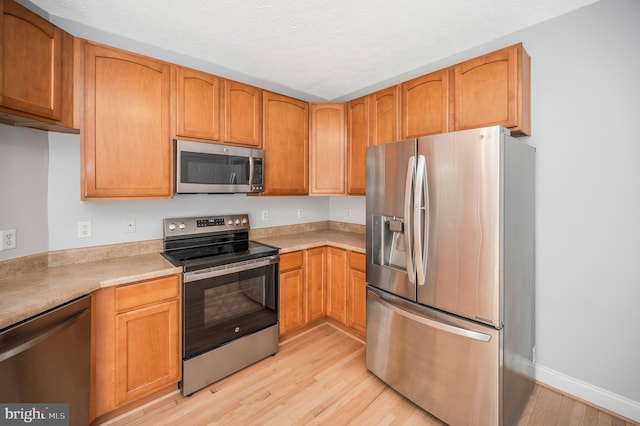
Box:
left=278, top=247, right=365, bottom=339
left=92, top=274, right=181, bottom=421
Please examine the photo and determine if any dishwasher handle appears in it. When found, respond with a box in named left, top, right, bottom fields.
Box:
left=0, top=307, right=90, bottom=363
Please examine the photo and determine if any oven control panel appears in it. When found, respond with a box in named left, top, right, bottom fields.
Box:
left=164, top=214, right=250, bottom=236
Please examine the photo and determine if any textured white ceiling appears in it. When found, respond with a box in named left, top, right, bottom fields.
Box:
left=28, top=0, right=598, bottom=101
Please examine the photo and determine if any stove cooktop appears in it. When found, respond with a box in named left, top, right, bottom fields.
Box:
left=162, top=240, right=279, bottom=272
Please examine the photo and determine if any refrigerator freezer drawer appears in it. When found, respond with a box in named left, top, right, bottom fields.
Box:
left=366, top=287, right=501, bottom=425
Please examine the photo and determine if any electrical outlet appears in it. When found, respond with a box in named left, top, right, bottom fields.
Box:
left=346, top=209, right=352, bottom=218
left=261, top=210, right=269, bottom=221
left=0, top=229, right=17, bottom=250
left=297, top=208, right=304, bottom=218
left=126, top=218, right=136, bottom=233
left=78, top=221, right=92, bottom=238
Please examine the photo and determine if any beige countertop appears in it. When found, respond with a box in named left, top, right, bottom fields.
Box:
left=254, top=229, right=365, bottom=254
left=0, top=227, right=365, bottom=330
left=0, top=253, right=181, bottom=330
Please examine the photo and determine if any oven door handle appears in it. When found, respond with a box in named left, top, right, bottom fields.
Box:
left=184, top=255, right=279, bottom=283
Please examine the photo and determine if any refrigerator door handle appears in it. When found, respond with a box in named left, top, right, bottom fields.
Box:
left=404, top=155, right=416, bottom=283
left=414, top=155, right=428, bottom=286
left=368, top=289, right=491, bottom=342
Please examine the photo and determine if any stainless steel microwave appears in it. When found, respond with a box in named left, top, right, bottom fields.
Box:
left=175, top=140, right=264, bottom=194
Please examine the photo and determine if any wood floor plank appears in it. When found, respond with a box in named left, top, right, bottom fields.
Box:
left=104, top=324, right=637, bottom=426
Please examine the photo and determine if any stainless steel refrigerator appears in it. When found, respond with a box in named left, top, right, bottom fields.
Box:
left=366, top=126, right=535, bottom=426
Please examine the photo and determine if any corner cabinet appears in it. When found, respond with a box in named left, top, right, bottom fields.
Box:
left=175, top=66, right=222, bottom=141
left=347, top=251, right=366, bottom=338
left=326, top=247, right=347, bottom=323
left=224, top=80, right=262, bottom=147
left=82, top=42, right=172, bottom=199
left=402, top=69, right=451, bottom=138
left=453, top=43, right=531, bottom=136
left=346, top=95, right=370, bottom=195
left=0, top=0, right=75, bottom=130
left=262, top=91, right=309, bottom=195
left=278, top=251, right=306, bottom=336
left=309, top=103, right=346, bottom=195
left=93, top=274, right=181, bottom=421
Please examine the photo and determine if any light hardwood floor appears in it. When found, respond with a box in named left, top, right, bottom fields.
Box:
left=106, top=324, right=637, bottom=426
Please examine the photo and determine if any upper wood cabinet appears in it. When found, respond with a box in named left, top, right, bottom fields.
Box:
left=82, top=41, right=172, bottom=199
left=402, top=69, right=451, bottom=138
left=309, top=103, right=346, bottom=195
left=370, top=85, right=401, bottom=146
left=0, top=0, right=75, bottom=130
left=346, top=95, right=369, bottom=195
left=224, top=80, right=262, bottom=147
left=262, top=91, right=309, bottom=195
left=453, top=43, right=531, bottom=135
left=175, top=66, right=222, bottom=141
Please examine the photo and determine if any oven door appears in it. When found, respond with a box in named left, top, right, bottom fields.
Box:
left=183, top=255, right=278, bottom=360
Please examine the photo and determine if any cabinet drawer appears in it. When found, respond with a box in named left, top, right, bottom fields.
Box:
left=280, top=251, right=303, bottom=272
left=116, top=275, right=180, bottom=312
left=349, top=251, right=366, bottom=272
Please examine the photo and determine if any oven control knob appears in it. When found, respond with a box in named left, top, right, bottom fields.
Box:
left=168, top=223, right=176, bottom=231
left=179, top=222, right=186, bottom=230
left=234, top=219, right=241, bottom=225
left=227, top=219, right=233, bottom=226
left=241, top=218, right=248, bottom=224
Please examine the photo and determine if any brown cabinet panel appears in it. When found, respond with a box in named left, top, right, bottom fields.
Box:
left=279, top=267, right=305, bottom=335
left=371, top=85, right=401, bottom=146
left=175, top=66, right=221, bottom=141
left=346, top=96, right=370, bottom=195
left=326, top=247, right=347, bottom=323
left=0, top=0, right=74, bottom=128
left=279, top=251, right=304, bottom=272
left=453, top=43, right=531, bottom=135
left=402, top=69, right=451, bottom=138
left=82, top=42, right=171, bottom=198
left=309, top=103, right=346, bottom=195
left=305, top=247, right=326, bottom=323
left=263, top=91, right=309, bottom=195
left=224, top=80, right=262, bottom=147
left=347, top=268, right=367, bottom=336
left=115, top=299, right=180, bottom=405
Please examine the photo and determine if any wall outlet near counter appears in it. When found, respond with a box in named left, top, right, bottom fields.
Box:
left=126, top=218, right=136, bottom=233
left=297, top=209, right=304, bottom=218
left=78, top=221, right=92, bottom=238
left=0, top=229, right=17, bottom=250
left=261, top=210, right=269, bottom=221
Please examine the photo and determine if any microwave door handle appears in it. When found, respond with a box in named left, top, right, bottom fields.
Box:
left=414, top=155, right=427, bottom=286
left=404, top=155, right=416, bottom=283
left=248, top=156, right=255, bottom=185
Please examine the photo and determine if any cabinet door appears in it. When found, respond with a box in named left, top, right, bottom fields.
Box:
left=224, top=80, right=262, bottom=147
left=175, top=66, right=221, bottom=141
left=371, top=85, right=401, bottom=146
left=115, top=299, right=180, bottom=405
left=305, top=247, right=326, bottom=323
left=453, top=43, right=531, bottom=135
left=279, top=268, right=305, bottom=335
left=0, top=0, right=68, bottom=122
left=347, top=95, right=370, bottom=195
left=263, top=91, right=309, bottom=195
left=309, top=103, right=346, bottom=195
left=402, top=69, right=451, bottom=138
left=347, top=252, right=367, bottom=336
left=326, top=247, right=347, bottom=323
left=83, top=42, right=171, bottom=198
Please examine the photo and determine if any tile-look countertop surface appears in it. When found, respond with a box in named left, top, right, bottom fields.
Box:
left=0, top=253, right=181, bottom=330
left=254, top=229, right=365, bottom=254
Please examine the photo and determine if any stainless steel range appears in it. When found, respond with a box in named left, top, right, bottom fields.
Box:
left=162, top=214, right=279, bottom=396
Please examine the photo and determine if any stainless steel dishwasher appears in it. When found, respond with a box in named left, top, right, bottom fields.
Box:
left=0, top=295, right=91, bottom=426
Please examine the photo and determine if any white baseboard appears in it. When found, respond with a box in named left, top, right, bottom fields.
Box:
left=535, top=364, right=640, bottom=423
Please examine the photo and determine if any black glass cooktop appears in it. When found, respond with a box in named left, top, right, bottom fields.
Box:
left=162, top=240, right=279, bottom=272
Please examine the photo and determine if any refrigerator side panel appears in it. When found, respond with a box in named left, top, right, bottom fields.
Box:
left=366, top=287, right=501, bottom=426
left=366, top=140, right=417, bottom=300
left=416, top=126, right=502, bottom=325
left=503, top=136, right=536, bottom=426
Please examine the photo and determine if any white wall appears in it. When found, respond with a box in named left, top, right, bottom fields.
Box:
left=1, top=0, right=639, bottom=420
left=0, top=125, right=49, bottom=260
